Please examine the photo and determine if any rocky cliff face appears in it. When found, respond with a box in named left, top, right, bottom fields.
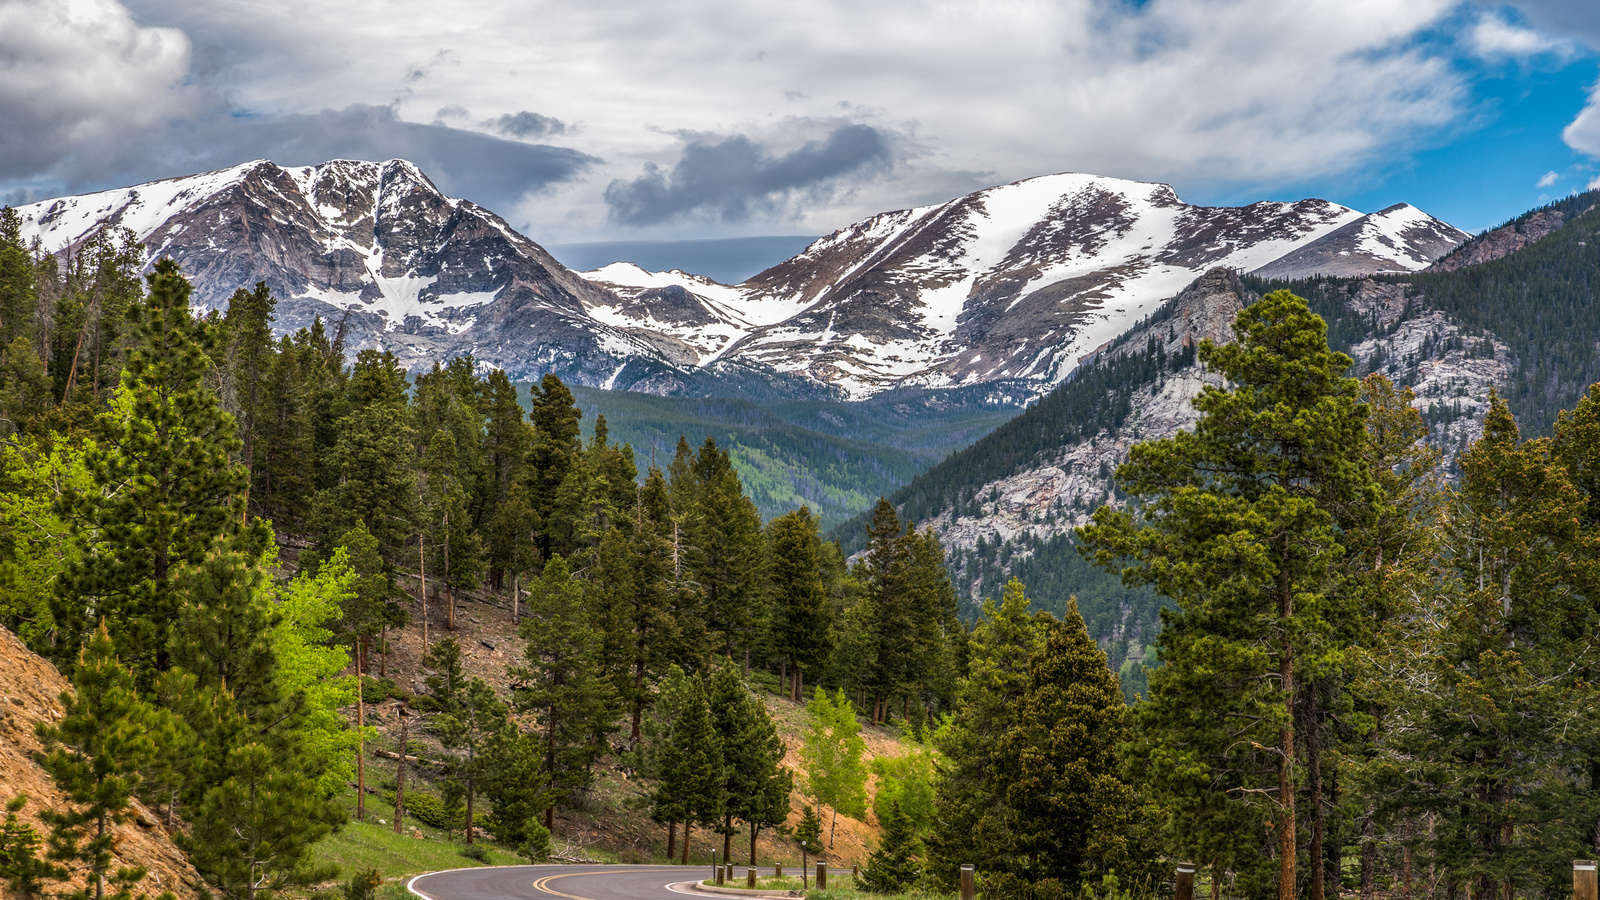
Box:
left=1428, top=208, right=1570, bottom=272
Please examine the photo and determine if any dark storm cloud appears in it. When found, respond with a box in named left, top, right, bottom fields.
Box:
left=486, top=111, right=569, bottom=139
left=604, top=124, right=891, bottom=227
left=48, top=103, right=599, bottom=212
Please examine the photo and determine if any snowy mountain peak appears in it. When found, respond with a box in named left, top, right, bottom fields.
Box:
left=1250, top=202, right=1468, bottom=280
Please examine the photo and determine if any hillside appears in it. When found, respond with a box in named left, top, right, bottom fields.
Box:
left=337, top=572, right=913, bottom=870
left=0, top=628, right=204, bottom=900
left=566, top=383, right=1022, bottom=528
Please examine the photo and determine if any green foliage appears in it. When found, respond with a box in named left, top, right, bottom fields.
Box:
left=869, top=740, right=937, bottom=839
left=799, top=688, right=868, bottom=847
left=0, top=437, right=91, bottom=646
left=53, top=257, right=266, bottom=680
left=275, top=545, right=364, bottom=798
left=35, top=624, right=159, bottom=900
left=858, top=801, right=920, bottom=894
left=794, top=805, right=822, bottom=852
left=343, top=868, right=381, bottom=900
left=0, top=795, right=63, bottom=897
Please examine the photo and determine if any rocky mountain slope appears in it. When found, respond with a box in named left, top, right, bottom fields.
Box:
left=0, top=627, right=203, bottom=900
left=838, top=190, right=1600, bottom=665
left=591, top=173, right=1465, bottom=399
left=15, top=162, right=1465, bottom=404
left=1251, top=203, right=1469, bottom=280
left=15, top=159, right=702, bottom=388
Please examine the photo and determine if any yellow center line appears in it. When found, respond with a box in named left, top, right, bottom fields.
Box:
left=531, top=869, right=685, bottom=900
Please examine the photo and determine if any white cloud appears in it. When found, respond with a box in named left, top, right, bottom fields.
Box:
left=0, top=0, right=195, bottom=181
left=1468, top=11, right=1570, bottom=58
left=1536, top=170, right=1559, bottom=188
left=1565, top=83, right=1600, bottom=159
left=24, top=0, right=1476, bottom=238
left=1590, top=174, right=1600, bottom=191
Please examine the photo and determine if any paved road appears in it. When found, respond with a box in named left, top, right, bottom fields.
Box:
left=409, top=865, right=788, bottom=900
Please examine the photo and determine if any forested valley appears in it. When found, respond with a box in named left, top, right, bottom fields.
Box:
left=6, top=204, right=1600, bottom=900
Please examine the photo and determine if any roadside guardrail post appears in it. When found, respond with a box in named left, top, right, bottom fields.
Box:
left=747, top=868, right=757, bottom=889
left=961, top=865, right=975, bottom=900
left=818, top=863, right=827, bottom=890
left=1176, top=863, right=1196, bottom=900
left=1575, top=860, right=1597, bottom=900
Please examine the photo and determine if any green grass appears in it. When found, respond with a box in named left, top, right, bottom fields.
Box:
left=809, top=887, right=950, bottom=900
left=310, top=820, right=524, bottom=880
left=701, top=874, right=869, bottom=892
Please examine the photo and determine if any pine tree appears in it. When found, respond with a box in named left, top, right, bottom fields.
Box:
left=927, top=579, right=1045, bottom=885
left=709, top=662, right=793, bottom=864
left=53, top=259, right=266, bottom=680
left=314, top=350, right=416, bottom=556
left=1080, top=290, right=1370, bottom=900
left=512, top=555, right=616, bottom=830
left=988, top=603, right=1154, bottom=889
left=1386, top=395, right=1598, bottom=900
left=435, top=678, right=509, bottom=844
left=665, top=674, right=724, bottom=864
left=219, top=283, right=276, bottom=517
left=799, top=688, right=867, bottom=849
left=768, top=507, right=833, bottom=702
left=859, top=801, right=920, bottom=894
left=527, top=374, right=581, bottom=557
left=684, top=439, right=767, bottom=668
left=35, top=624, right=157, bottom=900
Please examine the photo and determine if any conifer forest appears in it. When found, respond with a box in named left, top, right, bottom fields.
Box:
left=8, top=209, right=1600, bottom=900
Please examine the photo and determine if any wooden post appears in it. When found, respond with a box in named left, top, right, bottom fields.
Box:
left=715, top=863, right=724, bottom=886
left=961, top=865, right=975, bottom=900
left=775, top=864, right=782, bottom=878
left=725, top=864, right=733, bottom=883
left=747, top=869, right=757, bottom=889
left=1574, top=860, right=1597, bottom=900
left=1177, top=862, right=1196, bottom=900
left=818, top=863, right=827, bottom=890
left=852, top=865, right=859, bottom=878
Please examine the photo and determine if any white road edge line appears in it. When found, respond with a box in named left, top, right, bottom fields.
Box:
left=408, top=866, right=485, bottom=900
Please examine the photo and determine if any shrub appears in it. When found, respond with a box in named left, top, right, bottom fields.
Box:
left=345, top=869, right=382, bottom=900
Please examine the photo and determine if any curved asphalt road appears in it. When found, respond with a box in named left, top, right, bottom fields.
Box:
left=410, top=865, right=788, bottom=900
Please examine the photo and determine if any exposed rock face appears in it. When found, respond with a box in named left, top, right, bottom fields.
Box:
left=1428, top=209, right=1570, bottom=272
left=0, top=628, right=204, bottom=900
left=930, top=268, right=1245, bottom=556
left=924, top=267, right=1505, bottom=568
left=1253, top=203, right=1469, bottom=280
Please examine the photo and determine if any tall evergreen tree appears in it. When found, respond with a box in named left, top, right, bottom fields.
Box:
left=53, top=259, right=266, bottom=679
left=768, top=507, right=834, bottom=702
left=1080, top=290, right=1370, bottom=900
left=512, top=555, right=616, bottom=829
left=708, top=662, right=793, bottom=864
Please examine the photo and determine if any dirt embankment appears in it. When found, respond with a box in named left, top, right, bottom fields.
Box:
left=0, top=627, right=204, bottom=900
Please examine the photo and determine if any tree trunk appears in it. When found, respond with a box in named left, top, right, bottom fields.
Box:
left=420, top=536, right=429, bottom=653
left=1309, top=700, right=1324, bottom=900
left=667, top=821, right=677, bottom=861
left=1277, top=565, right=1296, bottom=900
left=723, top=818, right=733, bottom=865
left=829, top=807, right=838, bottom=849
left=749, top=822, right=759, bottom=866
left=355, top=648, right=366, bottom=822
left=394, top=716, right=409, bottom=833
left=1361, top=812, right=1377, bottom=900
left=682, top=822, right=691, bottom=864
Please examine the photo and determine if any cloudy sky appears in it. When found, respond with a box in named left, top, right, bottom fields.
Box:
left=4, top=0, right=1600, bottom=257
